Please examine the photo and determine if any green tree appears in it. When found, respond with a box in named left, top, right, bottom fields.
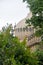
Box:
left=37, top=50, right=43, bottom=65
left=0, top=24, right=38, bottom=65
left=23, top=0, right=43, bottom=65
left=23, top=0, right=43, bottom=37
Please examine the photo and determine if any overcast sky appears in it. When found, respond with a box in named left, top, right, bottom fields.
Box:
left=0, top=0, right=30, bottom=30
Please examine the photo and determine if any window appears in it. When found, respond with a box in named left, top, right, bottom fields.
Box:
left=29, top=27, right=32, bottom=31
left=23, top=28, right=26, bottom=31
left=25, top=27, right=28, bottom=31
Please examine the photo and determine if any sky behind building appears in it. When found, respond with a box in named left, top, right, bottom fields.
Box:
left=0, top=0, right=30, bottom=30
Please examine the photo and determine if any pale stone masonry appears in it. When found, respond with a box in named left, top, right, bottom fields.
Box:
left=14, top=12, right=41, bottom=51
left=14, top=12, right=33, bottom=40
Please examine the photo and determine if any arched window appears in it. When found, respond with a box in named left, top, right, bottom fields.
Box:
left=23, top=28, right=26, bottom=31
left=25, top=27, right=28, bottom=31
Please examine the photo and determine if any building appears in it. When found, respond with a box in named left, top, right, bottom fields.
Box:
left=14, top=12, right=41, bottom=51
left=14, top=12, right=33, bottom=39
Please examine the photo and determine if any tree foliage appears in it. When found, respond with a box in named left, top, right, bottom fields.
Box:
left=23, top=0, right=43, bottom=65
left=35, top=50, right=43, bottom=65
left=23, top=0, right=43, bottom=37
left=0, top=24, right=38, bottom=65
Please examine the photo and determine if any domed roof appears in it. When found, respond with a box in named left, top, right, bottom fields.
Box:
left=15, top=12, right=32, bottom=28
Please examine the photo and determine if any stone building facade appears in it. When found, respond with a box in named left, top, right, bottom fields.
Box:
left=14, top=12, right=41, bottom=51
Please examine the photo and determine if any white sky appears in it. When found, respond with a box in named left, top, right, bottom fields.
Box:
left=0, top=0, right=30, bottom=30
